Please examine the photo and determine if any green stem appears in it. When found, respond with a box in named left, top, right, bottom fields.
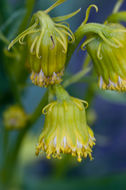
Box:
left=53, top=84, right=70, bottom=101
left=112, top=0, right=124, bottom=14
left=18, top=0, right=35, bottom=33
left=63, top=66, right=91, bottom=88
left=29, top=90, right=48, bottom=125
left=82, top=54, right=91, bottom=69
left=84, top=71, right=97, bottom=105
left=0, top=32, right=22, bottom=104
left=0, top=32, right=9, bottom=45
left=48, top=86, right=55, bottom=103
left=3, top=129, right=9, bottom=159
left=1, top=90, right=48, bottom=186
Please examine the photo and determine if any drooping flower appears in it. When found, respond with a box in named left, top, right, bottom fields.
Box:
left=36, top=95, right=95, bottom=162
left=3, top=105, right=28, bottom=130
left=8, top=0, right=80, bottom=87
left=81, top=23, right=126, bottom=91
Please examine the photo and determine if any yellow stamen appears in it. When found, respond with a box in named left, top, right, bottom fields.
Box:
left=61, top=29, right=74, bottom=43
left=98, top=31, right=120, bottom=48
left=55, top=27, right=67, bottom=48
left=111, top=37, right=123, bottom=48
left=52, top=8, right=81, bottom=22
left=81, top=37, right=95, bottom=51
left=71, top=97, right=88, bottom=109
left=8, top=20, right=39, bottom=50
left=45, top=0, right=67, bottom=14
left=83, top=4, right=98, bottom=25
left=42, top=102, right=56, bottom=115
left=55, top=23, right=74, bottom=41
left=36, top=29, right=45, bottom=59
left=97, top=42, right=102, bottom=60
left=30, top=36, right=38, bottom=54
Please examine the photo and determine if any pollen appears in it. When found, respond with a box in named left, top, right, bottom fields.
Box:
left=30, top=69, right=64, bottom=87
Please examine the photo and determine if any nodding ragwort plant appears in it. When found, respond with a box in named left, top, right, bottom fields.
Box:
left=1, top=0, right=126, bottom=183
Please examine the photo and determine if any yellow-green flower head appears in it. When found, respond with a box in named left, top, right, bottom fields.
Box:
left=8, top=0, right=80, bottom=87
left=36, top=97, right=95, bottom=162
left=3, top=105, right=28, bottom=130
left=82, top=23, right=126, bottom=91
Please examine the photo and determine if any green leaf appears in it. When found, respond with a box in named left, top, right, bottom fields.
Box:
left=0, top=9, right=26, bottom=32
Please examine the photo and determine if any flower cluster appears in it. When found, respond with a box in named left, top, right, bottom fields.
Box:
left=7, top=0, right=126, bottom=162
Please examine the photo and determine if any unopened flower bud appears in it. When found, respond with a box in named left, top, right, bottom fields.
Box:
left=8, top=0, right=80, bottom=87
left=82, top=23, right=126, bottom=91
left=3, top=105, right=28, bottom=130
left=36, top=94, right=95, bottom=162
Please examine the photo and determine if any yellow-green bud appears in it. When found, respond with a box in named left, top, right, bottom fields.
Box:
left=3, top=105, right=28, bottom=130
left=82, top=23, right=126, bottom=91
left=8, top=0, right=80, bottom=87
left=36, top=97, right=95, bottom=162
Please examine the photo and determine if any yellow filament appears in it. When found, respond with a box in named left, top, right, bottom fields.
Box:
left=60, top=22, right=70, bottom=28
left=80, top=99, right=88, bottom=109
left=74, top=101, right=84, bottom=110
left=42, top=102, right=57, bottom=115
left=45, top=0, right=67, bottom=14
left=36, top=29, right=45, bottom=58
left=111, top=37, right=123, bottom=48
left=8, top=20, right=38, bottom=50
left=30, top=36, right=38, bottom=54
left=63, top=101, right=68, bottom=111
left=81, top=37, right=95, bottom=50
left=71, top=97, right=88, bottom=109
left=98, top=31, right=120, bottom=48
left=83, top=4, right=98, bottom=25
left=55, top=23, right=74, bottom=40
left=97, top=42, right=102, bottom=60
left=19, top=36, right=25, bottom=45
left=113, top=29, right=126, bottom=33
left=52, top=8, right=81, bottom=22
left=56, top=37, right=67, bottom=52
left=55, top=28, right=67, bottom=52
left=61, top=29, right=74, bottom=43
left=48, top=103, right=57, bottom=112
left=18, top=29, right=40, bottom=45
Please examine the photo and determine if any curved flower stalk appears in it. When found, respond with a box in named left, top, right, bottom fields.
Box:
left=8, top=0, right=80, bottom=87
left=36, top=85, right=95, bottom=162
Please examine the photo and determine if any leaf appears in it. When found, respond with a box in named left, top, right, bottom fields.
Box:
left=0, top=9, right=26, bottom=32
